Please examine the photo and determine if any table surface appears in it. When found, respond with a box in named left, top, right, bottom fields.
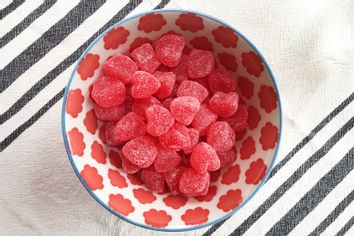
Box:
left=0, top=0, right=354, bottom=235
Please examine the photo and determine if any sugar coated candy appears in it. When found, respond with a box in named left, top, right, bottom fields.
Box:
left=103, top=53, right=138, bottom=84
left=121, top=155, right=141, bottom=174
left=163, top=165, right=186, bottom=194
left=141, top=166, right=165, bottom=193
left=170, top=96, right=200, bottom=125
left=222, top=103, right=248, bottom=132
left=170, top=54, right=189, bottom=83
left=207, top=69, right=236, bottom=93
left=114, top=112, right=146, bottom=141
left=145, top=105, right=174, bottom=136
left=154, top=144, right=182, bottom=172
left=132, top=96, right=161, bottom=119
left=155, top=34, right=185, bottom=67
left=131, top=71, right=161, bottom=99
left=183, top=128, right=200, bottom=154
left=217, top=146, right=237, bottom=168
left=207, top=121, right=235, bottom=152
left=105, top=121, right=125, bottom=146
left=159, top=123, right=191, bottom=150
left=208, top=91, right=239, bottom=118
left=187, top=49, right=214, bottom=79
left=191, top=104, right=217, bottom=135
left=131, top=43, right=161, bottom=73
left=153, top=71, right=176, bottom=99
left=190, top=142, right=220, bottom=173
left=177, top=80, right=209, bottom=103
left=91, top=76, right=126, bottom=108
left=179, top=168, right=209, bottom=196
left=94, top=103, right=126, bottom=121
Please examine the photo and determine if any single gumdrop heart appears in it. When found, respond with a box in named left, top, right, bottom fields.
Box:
left=154, top=144, right=182, bottom=173
left=207, top=68, right=236, bottom=93
left=91, top=76, right=126, bottom=108
left=114, top=112, right=146, bottom=141
left=103, top=53, right=138, bottom=84
left=208, top=91, right=239, bottom=118
left=141, top=166, right=165, bottom=193
left=131, top=71, right=161, bottom=99
left=207, top=121, right=235, bottom=152
left=145, top=105, right=174, bottom=136
left=153, top=71, right=176, bottom=99
left=132, top=96, right=161, bottom=119
left=131, top=43, right=161, bottom=73
left=190, top=142, right=220, bottom=173
left=191, top=104, right=217, bottom=136
left=155, top=34, right=185, bottom=67
left=159, top=123, right=191, bottom=150
left=94, top=103, right=126, bottom=121
left=187, top=49, right=214, bottom=79
left=177, top=80, right=209, bottom=103
left=170, top=96, right=200, bottom=125
left=179, top=168, right=209, bottom=196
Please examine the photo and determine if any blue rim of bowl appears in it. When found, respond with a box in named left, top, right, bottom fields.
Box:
left=61, top=8, right=282, bottom=232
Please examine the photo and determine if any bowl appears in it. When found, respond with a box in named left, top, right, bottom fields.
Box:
left=62, top=9, right=282, bottom=232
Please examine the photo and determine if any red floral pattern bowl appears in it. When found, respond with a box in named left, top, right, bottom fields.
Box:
left=62, top=9, right=282, bottom=231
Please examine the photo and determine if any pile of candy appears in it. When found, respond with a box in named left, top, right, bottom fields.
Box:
left=91, top=34, right=248, bottom=196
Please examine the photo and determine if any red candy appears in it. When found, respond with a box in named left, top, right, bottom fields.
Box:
left=218, top=146, right=237, bottom=168
left=105, top=122, right=125, bottom=146
left=145, top=105, right=175, bottom=136
left=94, top=103, right=126, bottom=121
left=103, top=53, right=138, bottom=84
left=153, top=71, right=176, bottom=99
left=177, top=80, right=209, bottom=103
left=131, top=71, right=161, bottom=99
left=132, top=96, right=161, bottom=119
left=162, top=98, right=173, bottom=110
left=122, top=135, right=157, bottom=168
left=183, top=128, right=200, bottom=154
left=154, top=144, right=182, bottom=172
left=155, top=34, right=185, bottom=67
left=207, top=69, right=236, bottom=93
left=121, top=155, right=141, bottom=174
left=208, top=91, right=239, bottom=118
left=170, top=96, right=200, bottom=125
left=163, top=165, right=186, bottom=194
left=170, top=54, right=189, bottom=83
left=187, top=49, right=214, bottom=79
left=190, top=142, right=220, bottom=173
left=207, top=121, right=235, bottom=152
left=195, top=174, right=210, bottom=196
left=131, top=43, right=160, bottom=73
left=141, top=166, right=165, bottom=193
left=191, top=104, right=218, bottom=135
left=114, top=112, right=146, bottom=141
left=91, top=76, right=126, bottom=108
left=159, top=123, right=191, bottom=150
left=222, top=103, right=248, bottom=132
left=179, top=168, right=209, bottom=196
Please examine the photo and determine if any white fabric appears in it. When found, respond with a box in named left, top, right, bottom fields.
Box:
left=1, top=0, right=354, bottom=235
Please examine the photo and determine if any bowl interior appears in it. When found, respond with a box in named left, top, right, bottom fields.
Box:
left=62, top=10, right=281, bottom=231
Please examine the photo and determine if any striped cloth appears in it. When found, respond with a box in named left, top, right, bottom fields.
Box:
left=0, top=0, right=353, bottom=235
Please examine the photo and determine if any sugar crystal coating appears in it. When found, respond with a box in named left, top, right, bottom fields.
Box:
left=114, top=112, right=146, bottom=141
left=105, top=121, right=125, bottom=146
left=222, top=103, right=248, bottom=132
left=179, top=168, right=209, bottom=196
left=141, top=166, right=165, bottom=193
left=121, top=155, right=141, bottom=174
left=183, top=128, right=200, bottom=154
left=207, top=69, right=236, bottom=93
left=131, top=71, right=161, bottom=99
left=177, top=80, right=209, bottom=103
left=163, top=165, right=186, bottom=194
left=194, top=174, right=210, bottom=196
left=187, top=49, right=214, bottom=79
left=131, top=43, right=160, bottom=73
left=170, top=96, right=200, bottom=125
left=94, top=103, right=126, bottom=121
left=208, top=91, right=239, bottom=118
left=153, top=71, right=176, bottom=99
left=191, top=104, right=218, bottom=135
left=159, top=123, right=191, bottom=150
left=91, top=76, right=126, bottom=108
left=217, top=146, right=237, bottom=168
left=103, top=53, right=138, bottom=84
left=132, top=96, right=161, bottom=119
left=145, top=105, right=175, bottom=136
left=155, top=34, right=185, bottom=67
left=190, top=142, right=220, bottom=173
left=170, top=54, right=189, bottom=83
left=154, top=144, right=182, bottom=172
left=207, top=121, right=235, bottom=152
left=122, top=135, right=157, bottom=168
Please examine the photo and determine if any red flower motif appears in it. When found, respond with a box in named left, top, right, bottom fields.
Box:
left=108, top=169, right=127, bottom=188
left=98, top=124, right=106, bottom=144
left=175, top=13, right=204, bottom=32
left=212, top=26, right=238, bottom=48
left=218, top=53, right=237, bottom=72
left=133, top=188, right=157, bottom=204
left=163, top=194, right=188, bottom=209
left=260, top=122, right=278, bottom=150
left=221, top=165, right=241, bottom=185
left=217, top=189, right=243, bottom=212
left=80, top=164, right=103, bottom=190
left=242, top=51, right=264, bottom=77
left=210, top=169, right=221, bottom=182
left=247, top=106, right=261, bottom=130
left=138, top=13, right=166, bottom=33
left=245, top=158, right=267, bottom=185
left=103, top=26, right=130, bottom=50
left=66, top=89, right=84, bottom=118
left=238, top=76, right=254, bottom=99
left=240, top=136, right=256, bottom=160
left=127, top=173, right=143, bottom=186
left=181, top=207, right=209, bottom=225
left=259, top=85, right=277, bottom=113
left=143, top=209, right=172, bottom=228
left=195, top=185, right=217, bottom=202
left=83, top=109, right=97, bottom=134
left=91, top=141, right=106, bottom=164
left=108, top=194, right=135, bottom=216
left=235, top=129, right=247, bottom=141
left=108, top=150, right=122, bottom=169
left=129, top=37, right=153, bottom=53
left=77, top=53, right=100, bottom=80
left=68, top=127, right=85, bottom=156
left=190, top=36, right=213, bottom=51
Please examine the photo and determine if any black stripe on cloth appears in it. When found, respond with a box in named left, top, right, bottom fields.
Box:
left=0, top=0, right=170, bottom=152
left=0, top=0, right=106, bottom=93
left=337, top=215, right=354, bottom=236
left=202, top=92, right=354, bottom=236
left=0, top=0, right=57, bottom=48
left=0, top=0, right=24, bottom=20
left=309, top=190, right=354, bottom=236
left=228, top=116, right=354, bottom=236
left=266, top=147, right=354, bottom=235
left=153, top=0, right=170, bottom=9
